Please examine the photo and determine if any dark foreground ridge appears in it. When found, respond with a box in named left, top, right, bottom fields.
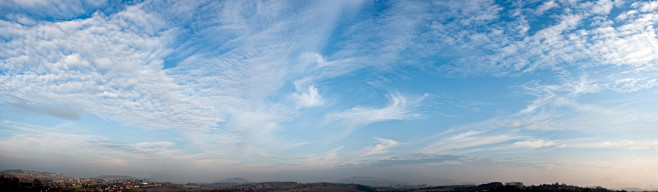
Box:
left=0, top=169, right=649, bottom=192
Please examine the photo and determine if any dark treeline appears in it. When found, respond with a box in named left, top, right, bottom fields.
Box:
left=417, top=182, right=627, bottom=192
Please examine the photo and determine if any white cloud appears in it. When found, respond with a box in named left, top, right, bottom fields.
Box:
left=426, top=0, right=658, bottom=78
left=496, top=121, right=559, bottom=131
left=499, top=73, right=636, bottom=133
left=422, top=131, right=518, bottom=153
left=1, top=0, right=110, bottom=20
left=0, top=3, right=222, bottom=130
left=135, top=141, right=175, bottom=150
left=262, top=138, right=400, bottom=169
left=343, top=137, right=399, bottom=164
left=568, top=140, right=658, bottom=150
left=291, top=85, right=324, bottom=108
left=609, top=77, right=658, bottom=92
left=588, top=0, right=614, bottom=15
left=299, top=146, right=345, bottom=168
left=536, top=1, right=558, bottom=14
left=357, top=137, right=398, bottom=157
left=212, top=133, right=247, bottom=143
left=512, top=139, right=556, bottom=149
left=327, top=92, right=427, bottom=135
left=635, top=1, right=658, bottom=12
left=0, top=0, right=437, bottom=160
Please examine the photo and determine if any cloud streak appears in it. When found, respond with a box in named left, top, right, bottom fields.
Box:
left=422, top=130, right=519, bottom=154
left=328, top=92, right=426, bottom=132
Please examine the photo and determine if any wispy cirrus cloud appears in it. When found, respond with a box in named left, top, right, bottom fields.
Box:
left=496, top=121, right=559, bottom=131
left=353, top=137, right=398, bottom=159
left=424, top=0, right=657, bottom=77
left=422, top=130, right=519, bottom=154
left=564, top=139, right=658, bottom=151
left=329, top=92, right=426, bottom=129
left=511, top=139, right=557, bottom=149
left=319, top=92, right=428, bottom=142
left=371, top=154, right=464, bottom=167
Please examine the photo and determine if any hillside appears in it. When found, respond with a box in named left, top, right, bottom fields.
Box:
left=0, top=169, right=70, bottom=181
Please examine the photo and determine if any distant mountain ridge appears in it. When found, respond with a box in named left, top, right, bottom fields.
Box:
left=337, top=176, right=411, bottom=186
left=215, top=177, right=250, bottom=184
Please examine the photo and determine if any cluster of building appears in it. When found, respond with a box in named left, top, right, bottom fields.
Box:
left=1, top=170, right=160, bottom=192
left=64, top=178, right=160, bottom=191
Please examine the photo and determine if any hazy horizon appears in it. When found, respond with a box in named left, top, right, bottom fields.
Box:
left=2, top=0, right=658, bottom=190
left=0, top=168, right=631, bottom=189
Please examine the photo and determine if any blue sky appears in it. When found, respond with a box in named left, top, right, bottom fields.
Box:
left=1, top=0, right=658, bottom=189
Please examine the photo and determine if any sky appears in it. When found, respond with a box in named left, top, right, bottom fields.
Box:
left=1, top=0, right=658, bottom=190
